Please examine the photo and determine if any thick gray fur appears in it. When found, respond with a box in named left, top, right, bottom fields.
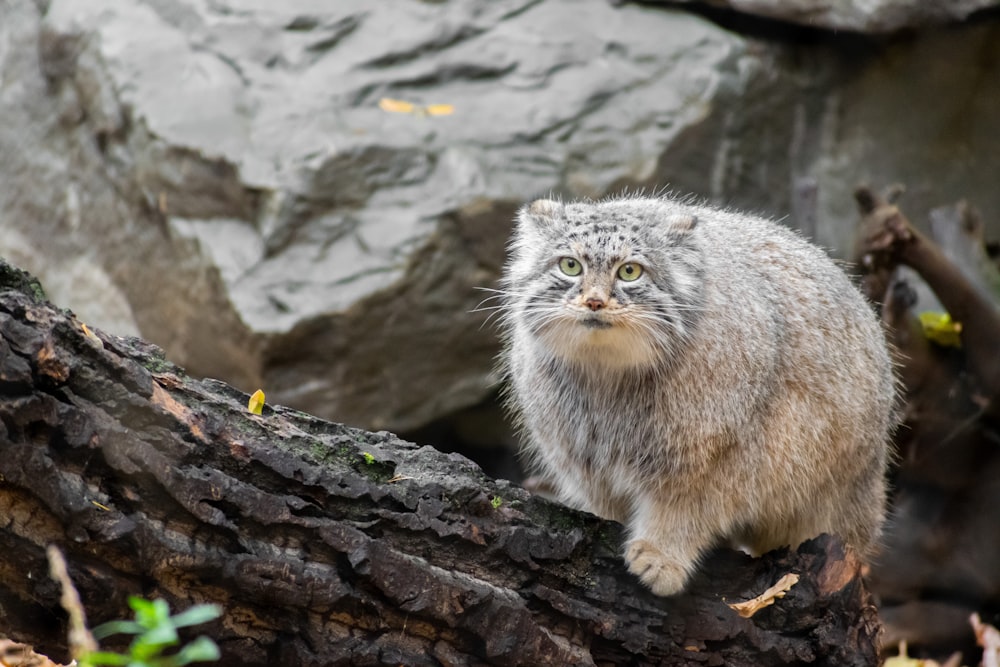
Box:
left=497, top=195, right=895, bottom=596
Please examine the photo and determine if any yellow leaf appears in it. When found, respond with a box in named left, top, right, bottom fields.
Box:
left=423, top=103, right=454, bottom=116
left=378, top=97, right=416, bottom=113
left=378, top=97, right=454, bottom=117
left=247, top=389, right=266, bottom=415
left=918, top=311, right=962, bottom=348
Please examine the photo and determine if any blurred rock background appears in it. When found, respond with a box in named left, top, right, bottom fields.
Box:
left=2, top=0, right=999, bottom=660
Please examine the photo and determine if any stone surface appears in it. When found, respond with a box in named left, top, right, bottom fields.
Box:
left=1, top=0, right=999, bottom=439
left=663, top=0, right=1000, bottom=33
left=1, top=0, right=746, bottom=432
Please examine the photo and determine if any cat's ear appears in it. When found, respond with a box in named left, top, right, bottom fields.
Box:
left=667, top=213, right=698, bottom=234
left=518, top=199, right=565, bottom=229
left=677, top=214, right=698, bottom=232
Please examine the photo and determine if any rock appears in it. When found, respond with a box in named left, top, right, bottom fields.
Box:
left=1, top=0, right=747, bottom=433
left=653, top=0, right=1000, bottom=33
left=2, top=0, right=1000, bottom=442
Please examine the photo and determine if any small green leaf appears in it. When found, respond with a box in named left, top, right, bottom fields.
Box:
left=89, top=597, right=221, bottom=667
left=490, top=495, right=502, bottom=509
left=127, top=595, right=155, bottom=614
left=79, top=650, right=133, bottom=666
left=129, top=596, right=171, bottom=627
left=92, top=619, right=145, bottom=640
left=362, top=452, right=375, bottom=465
left=170, top=636, right=222, bottom=665
left=170, top=604, right=222, bottom=629
left=138, top=621, right=179, bottom=647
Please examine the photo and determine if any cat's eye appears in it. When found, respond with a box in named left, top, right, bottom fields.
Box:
left=617, top=263, right=643, bottom=281
left=558, top=257, right=583, bottom=276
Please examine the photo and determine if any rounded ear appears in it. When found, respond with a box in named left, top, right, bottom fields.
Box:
left=676, top=214, right=698, bottom=232
left=518, top=199, right=565, bottom=229
left=659, top=209, right=697, bottom=234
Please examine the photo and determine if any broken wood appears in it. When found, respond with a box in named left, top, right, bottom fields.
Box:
left=855, top=185, right=1000, bottom=412
left=0, top=258, right=880, bottom=666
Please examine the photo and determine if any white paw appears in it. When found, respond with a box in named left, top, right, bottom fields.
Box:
left=624, top=539, right=688, bottom=596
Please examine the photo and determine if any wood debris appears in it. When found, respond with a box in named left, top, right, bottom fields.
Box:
left=728, top=573, right=800, bottom=618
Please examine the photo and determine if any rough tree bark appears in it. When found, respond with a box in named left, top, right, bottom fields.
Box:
left=0, top=259, right=879, bottom=666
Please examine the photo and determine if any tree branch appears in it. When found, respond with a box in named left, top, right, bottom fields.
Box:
left=855, top=185, right=1000, bottom=412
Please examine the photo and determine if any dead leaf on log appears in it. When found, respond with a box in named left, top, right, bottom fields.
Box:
left=728, top=572, right=800, bottom=618
left=35, top=339, right=68, bottom=383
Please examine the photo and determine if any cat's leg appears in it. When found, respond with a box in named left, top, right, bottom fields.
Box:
left=623, top=492, right=721, bottom=596
left=546, top=456, right=632, bottom=524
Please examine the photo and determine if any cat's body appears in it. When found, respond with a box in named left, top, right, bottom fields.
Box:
left=498, top=196, right=895, bottom=596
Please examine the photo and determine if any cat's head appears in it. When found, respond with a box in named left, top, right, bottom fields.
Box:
left=501, top=197, right=704, bottom=370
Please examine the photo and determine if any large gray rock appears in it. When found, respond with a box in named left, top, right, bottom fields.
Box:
left=666, top=0, right=1000, bottom=33
left=2, top=0, right=1000, bottom=438
left=1, top=0, right=746, bottom=432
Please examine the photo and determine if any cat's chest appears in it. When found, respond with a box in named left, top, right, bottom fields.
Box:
left=537, top=363, right=667, bottom=442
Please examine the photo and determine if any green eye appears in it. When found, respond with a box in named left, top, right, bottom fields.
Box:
left=617, top=262, right=643, bottom=281
left=558, top=257, right=582, bottom=276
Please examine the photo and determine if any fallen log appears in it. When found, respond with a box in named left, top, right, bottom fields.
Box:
left=0, top=259, right=879, bottom=666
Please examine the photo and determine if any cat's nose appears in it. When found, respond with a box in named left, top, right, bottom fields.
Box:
left=584, top=297, right=606, bottom=311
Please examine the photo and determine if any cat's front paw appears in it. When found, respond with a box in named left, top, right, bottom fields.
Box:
left=624, top=539, right=688, bottom=596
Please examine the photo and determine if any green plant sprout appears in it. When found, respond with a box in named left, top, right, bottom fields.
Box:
left=490, top=495, right=502, bottom=509
left=362, top=452, right=375, bottom=465
left=81, top=596, right=221, bottom=667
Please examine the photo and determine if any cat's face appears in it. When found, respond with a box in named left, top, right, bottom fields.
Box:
left=501, top=198, right=703, bottom=370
